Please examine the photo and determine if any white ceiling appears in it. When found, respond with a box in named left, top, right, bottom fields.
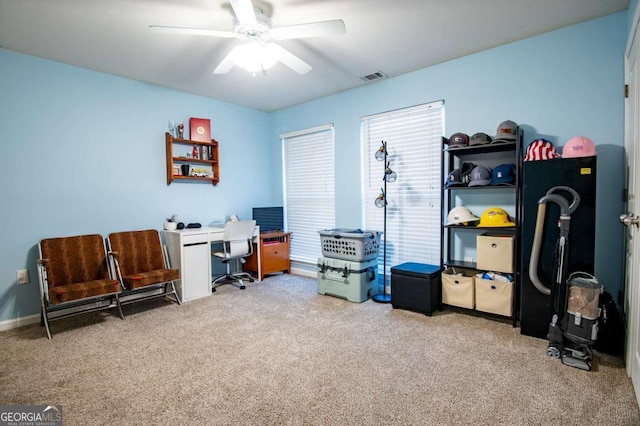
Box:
left=0, top=0, right=630, bottom=112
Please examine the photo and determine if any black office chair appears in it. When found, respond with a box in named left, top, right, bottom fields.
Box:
left=212, top=220, right=256, bottom=291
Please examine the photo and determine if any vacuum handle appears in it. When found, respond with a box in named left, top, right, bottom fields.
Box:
left=529, top=203, right=552, bottom=296
left=546, top=186, right=580, bottom=215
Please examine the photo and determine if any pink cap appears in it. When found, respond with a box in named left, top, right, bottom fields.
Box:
left=562, top=136, right=597, bottom=158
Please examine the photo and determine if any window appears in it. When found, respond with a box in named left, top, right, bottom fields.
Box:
left=282, top=124, right=335, bottom=265
left=361, top=101, right=444, bottom=282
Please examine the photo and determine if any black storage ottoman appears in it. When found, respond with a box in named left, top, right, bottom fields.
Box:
left=391, top=263, right=442, bottom=316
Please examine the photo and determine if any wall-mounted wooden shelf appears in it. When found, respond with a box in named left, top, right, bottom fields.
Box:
left=165, top=132, right=219, bottom=186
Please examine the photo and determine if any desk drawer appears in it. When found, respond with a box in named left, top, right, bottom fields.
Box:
left=263, top=242, right=289, bottom=271
left=182, top=233, right=208, bottom=245
left=263, top=242, right=287, bottom=257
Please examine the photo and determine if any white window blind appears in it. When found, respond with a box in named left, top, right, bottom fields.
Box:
left=282, top=124, right=335, bottom=264
left=361, top=101, right=444, bottom=280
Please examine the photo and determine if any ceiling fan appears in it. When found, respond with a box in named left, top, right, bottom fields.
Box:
left=149, top=0, right=346, bottom=75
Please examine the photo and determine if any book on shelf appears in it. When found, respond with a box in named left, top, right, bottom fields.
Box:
left=190, top=117, right=211, bottom=142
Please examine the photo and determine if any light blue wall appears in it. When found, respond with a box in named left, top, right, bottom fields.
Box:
left=0, top=49, right=274, bottom=322
left=0, top=10, right=630, bottom=324
left=271, top=12, right=627, bottom=299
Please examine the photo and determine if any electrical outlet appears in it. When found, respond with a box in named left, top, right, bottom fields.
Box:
left=16, top=269, right=29, bottom=285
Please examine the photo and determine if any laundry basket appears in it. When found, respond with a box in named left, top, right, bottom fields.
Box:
left=318, top=228, right=382, bottom=262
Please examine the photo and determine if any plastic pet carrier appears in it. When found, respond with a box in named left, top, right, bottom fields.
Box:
left=318, top=228, right=381, bottom=262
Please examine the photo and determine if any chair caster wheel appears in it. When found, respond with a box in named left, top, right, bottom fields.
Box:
left=240, top=285, right=246, bottom=290
left=249, top=279, right=254, bottom=282
left=212, top=287, right=216, bottom=292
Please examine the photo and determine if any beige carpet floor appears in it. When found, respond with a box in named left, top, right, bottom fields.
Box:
left=1, top=274, right=639, bottom=425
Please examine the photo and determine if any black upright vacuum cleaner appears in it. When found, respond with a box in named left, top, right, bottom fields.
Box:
left=529, top=186, right=602, bottom=371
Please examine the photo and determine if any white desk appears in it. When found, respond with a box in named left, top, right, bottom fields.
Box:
left=163, top=226, right=260, bottom=302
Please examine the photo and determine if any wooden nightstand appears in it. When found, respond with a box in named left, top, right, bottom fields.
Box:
left=244, top=231, right=291, bottom=281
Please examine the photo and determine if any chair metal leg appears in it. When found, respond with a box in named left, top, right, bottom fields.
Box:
left=169, top=281, right=182, bottom=305
left=41, top=297, right=52, bottom=339
left=212, top=260, right=249, bottom=291
left=233, top=271, right=254, bottom=282
left=213, top=276, right=246, bottom=290
left=230, top=258, right=253, bottom=288
left=114, top=294, right=125, bottom=320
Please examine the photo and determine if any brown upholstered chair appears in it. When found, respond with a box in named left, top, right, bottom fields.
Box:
left=37, top=234, right=125, bottom=339
left=107, top=229, right=181, bottom=306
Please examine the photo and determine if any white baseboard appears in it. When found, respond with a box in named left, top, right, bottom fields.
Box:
left=291, top=267, right=316, bottom=279
left=0, top=300, right=111, bottom=332
left=0, top=313, right=40, bottom=332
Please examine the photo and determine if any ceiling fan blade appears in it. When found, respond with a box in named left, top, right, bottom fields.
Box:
left=213, top=47, right=240, bottom=74
left=267, top=44, right=312, bottom=74
left=230, top=0, right=257, bottom=25
left=149, top=25, right=235, bottom=38
left=271, top=19, right=346, bottom=40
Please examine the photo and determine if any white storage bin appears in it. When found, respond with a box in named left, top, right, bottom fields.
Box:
left=441, top=267, right=475, bottom=309
left=476, top=235, right=514, bottom=273
left=474, top=277, right=514, bottom=316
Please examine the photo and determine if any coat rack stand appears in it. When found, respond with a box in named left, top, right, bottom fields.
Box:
left=372, top=141, right=396, bottom=304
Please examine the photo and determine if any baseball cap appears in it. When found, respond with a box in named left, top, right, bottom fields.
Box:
left=524, top=139, right=559, bottom=161
left=444, top=161, right=475, bottom=187
left=468, top=165, right=492, bottom=187
left=469, top=132, right=492, bottom=146
left=448, top=132, right=469, bottom=148
left=490, top=164, right=516, bottom=186
left=493, top=120, right=518, bottom=143
left=445, top=169, right=464, bottom=187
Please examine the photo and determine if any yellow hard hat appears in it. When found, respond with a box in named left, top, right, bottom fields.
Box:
left=477, top=207, right=515, bottom=227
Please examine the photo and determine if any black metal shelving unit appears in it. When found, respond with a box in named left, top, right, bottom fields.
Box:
left=440, top=130, right=523, bottom=326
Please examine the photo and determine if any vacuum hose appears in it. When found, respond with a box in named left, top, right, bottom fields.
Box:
left=530, top=204, right=551, bottom=295
left=529, top=187, right=580, bottom=296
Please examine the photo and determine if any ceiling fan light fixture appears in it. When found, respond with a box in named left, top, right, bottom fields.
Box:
left=152, top=0, right=345, bottom=75
left=233, top=7, right=272, bottom=42
left=233, top=41, right=278, bottom=73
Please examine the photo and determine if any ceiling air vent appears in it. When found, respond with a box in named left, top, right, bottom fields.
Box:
left=360, top=71, right=387, bottom=82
